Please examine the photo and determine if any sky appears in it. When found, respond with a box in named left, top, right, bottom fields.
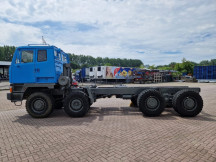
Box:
left=0, top=0, right=215, bottom=65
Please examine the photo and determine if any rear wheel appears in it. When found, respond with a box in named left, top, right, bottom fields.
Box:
left=26, top=92, right=54, bottom=118
left=172, top=90, right=203, bottom=117
left=64, top=91, right=89, bottom=117
left=138, top=89, right=165, bottom=116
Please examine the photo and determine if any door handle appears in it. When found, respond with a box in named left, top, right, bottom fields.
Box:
left=35, top=68, right=40, bottom=73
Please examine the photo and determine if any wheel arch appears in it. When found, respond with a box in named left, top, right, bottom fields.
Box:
left=23, top=87, right=50, bottom=99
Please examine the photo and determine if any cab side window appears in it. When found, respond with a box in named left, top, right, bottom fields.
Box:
left=21, top=50, right=33, bottom=63
left=54, top=50, right=61, bottom=60
left=38, top=50, right=47, bottom=62
left=15, top=52, right=21, bottom=64
left=62, top=55, right=67, bottom=62
left=54, top=50, right=58, bottom=57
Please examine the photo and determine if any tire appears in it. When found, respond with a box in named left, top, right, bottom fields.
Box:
left=138, top=89, right=165, bottom=116
left=172, top=90, right=203, bottom=117
left=63, top=91, right=89, bottom=117
left=26, top=92, right=54, bottom=118
left=131, top=96, right=138, bottom=107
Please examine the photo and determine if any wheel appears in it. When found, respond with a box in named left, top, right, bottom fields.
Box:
left=26, top=92, right=54, bottom=118
left=63, top=91, right=89, bottom=117
left=130, top=96, right=138, bottom=107
left=172, top=90, right=203, bottom=117
left=137, top=89, right=165, bottom=116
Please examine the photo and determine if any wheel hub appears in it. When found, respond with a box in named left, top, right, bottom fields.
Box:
left=184, top=97, right=196, bottom=110
left=33, top=100, right=45, bottom=111
left=70, top=99, right=83, bottom=111
left=146, top=97, right=159, bottom=109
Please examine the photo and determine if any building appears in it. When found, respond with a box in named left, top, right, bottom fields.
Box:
left=0, top=61, right=11, bottom=80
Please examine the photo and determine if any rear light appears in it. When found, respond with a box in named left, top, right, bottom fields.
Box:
left=10, top=86, right=13, bottom=93
left=73, top=82, right=78, bottom=86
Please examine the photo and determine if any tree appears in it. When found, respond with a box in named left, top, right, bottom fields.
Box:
left=199, top=60, right=209, bottom=66
left=174, top=63, right=183, bottom=72
left=182, top=58, right=187, bottom=63
left=104, top=63, right=112, bottom=66
left=139, top=64, right=145, bottom=68
left=0, top=46, right=16, bottom=61
left=67, top=53, right=144, bottom=68
left=182, top=61, right=194, bottom=75
left=157, top=66, right=172, bottom=70
left=96, top=57, right=103, bottom=66
left=70, top=62, right=80, bottom=69
left=190, top=61, right=198, bottom=66
left=149, top=65, right=156, bottom=69
left=174, top=59, right=194, bottom=75
left=168, top=62, right=177, bottom=69
left=210, top=59, right=216, bottom=65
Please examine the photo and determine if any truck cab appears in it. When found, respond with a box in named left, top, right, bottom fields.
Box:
left=10, top=45, right=69, bottom=84
left=8, top=45, right=71, bottom=104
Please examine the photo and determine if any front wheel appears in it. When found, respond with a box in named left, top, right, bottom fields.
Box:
left=26, top=92, right=54, bottom=118
left=64, top=91, right=89, bottom=117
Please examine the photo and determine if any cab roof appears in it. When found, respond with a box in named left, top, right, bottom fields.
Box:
left=17, top=44, right=65, bottom=53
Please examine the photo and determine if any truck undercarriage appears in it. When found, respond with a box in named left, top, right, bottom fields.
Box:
left=8, top=83, right=203, bottom=118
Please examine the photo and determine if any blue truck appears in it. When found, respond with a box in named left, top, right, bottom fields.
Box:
left=75, top=68, right=89, bottom=82
left=7, top=44, right=204, bottom=118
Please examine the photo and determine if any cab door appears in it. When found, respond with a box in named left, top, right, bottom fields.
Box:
left=11, top=48, right=35, bottom=83
left=35, top=49, right=55, bottom=83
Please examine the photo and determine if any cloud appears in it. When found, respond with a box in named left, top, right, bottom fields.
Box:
left=0, top=21, right=41, bottom=45
left=0, top=0, right=215, bottom=65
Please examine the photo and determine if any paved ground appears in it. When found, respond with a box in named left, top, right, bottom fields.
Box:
left=0, top=81, right=9, bottom=90
left=0, top=82, right=216, bottom=162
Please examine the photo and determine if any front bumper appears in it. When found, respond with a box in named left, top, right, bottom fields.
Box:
left=7, top=93, right=23, bottom=102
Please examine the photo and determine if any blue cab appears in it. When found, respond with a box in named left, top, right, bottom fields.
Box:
left=9, top=45, right=69, bottom=84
